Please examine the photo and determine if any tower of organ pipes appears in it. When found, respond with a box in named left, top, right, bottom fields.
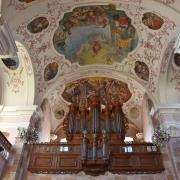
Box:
left=63, top=95, right=128, bottom=160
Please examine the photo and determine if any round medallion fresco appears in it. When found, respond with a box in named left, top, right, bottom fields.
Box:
left=53, top=5, right=139, bottom=65
left=174, top=53, right=180, bottom=67
left=135, top=61, right=149, bottom=81
left=27, top=17, right=49, bottom=34
left=142, top=12, right=164, bottom=30
left=44, top=62, right=58, bottom=81
left=129, top=107, right=140, bottom=119
left=1, top=57, right=19, bottom=70
left=54, top=108, right=65, bottom=119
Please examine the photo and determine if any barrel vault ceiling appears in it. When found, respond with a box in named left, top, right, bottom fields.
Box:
left=1, top=0, right=180, bottom=131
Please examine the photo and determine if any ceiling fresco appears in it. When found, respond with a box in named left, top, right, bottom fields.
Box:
left=54, top=108, right=65, bottom=120
left=62, top=77, right=132, bottom=105
left=53, top=5, right=138, bottom=65
left=44, top=62, right=58, bottom=81
left=142, top=12, right=164, bottom=30
left=46, top=74, right=145, bottom=130
left=3, top=0, right=178, bottom=107
left=174, top=53, right=180, bottom=67
left=27, top=17, right=49, bottom=34
left=134, top=61, right=149, bottom=81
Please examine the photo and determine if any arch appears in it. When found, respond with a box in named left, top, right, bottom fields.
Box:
left=41, top=68, right=152, bottom=131
left=158, top=33, right=180, bottom=105
left=0, top=41, right=35, bottom=105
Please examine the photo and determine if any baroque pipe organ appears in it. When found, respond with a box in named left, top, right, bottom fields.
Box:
left=28, top=95, right=164, bottom=175
left=64, top=95, right=127, bottom=142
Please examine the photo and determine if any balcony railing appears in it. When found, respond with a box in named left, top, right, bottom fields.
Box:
left=0, top=131, right=12, bottom=179
left=28, top=142, right=164, bottom=175
left=0, top=131, right=11, bottom=160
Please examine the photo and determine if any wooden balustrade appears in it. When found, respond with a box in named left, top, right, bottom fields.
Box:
left=0, top=131, right=12, bottom=160
left=28, top=96, right=164, bottom=175
left=28, top=142, right=164, bottom=175
left=0, top=131, right=11, bottom=152
left=0, top=131, right=12, bottom=180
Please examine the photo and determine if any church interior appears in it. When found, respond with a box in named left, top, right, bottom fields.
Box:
left=0, top=0, right=180, bottom=179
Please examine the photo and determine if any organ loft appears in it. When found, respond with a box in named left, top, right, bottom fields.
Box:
left=28, top=95, right=164, bottom=175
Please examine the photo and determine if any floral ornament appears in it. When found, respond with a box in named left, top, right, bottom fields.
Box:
left=152, top=127, right=170, bottom=147
left=17, top=127, right=39, bottom=143
left=157, top=0, right=175, bottom=4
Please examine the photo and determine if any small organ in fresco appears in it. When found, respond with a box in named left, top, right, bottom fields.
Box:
left=134, top=61, right=149, bottom=81
left=1, top=57, right=19, bottom=70
left=44, top=62, right=58, bottom=81
left=174, top=53, right=180, bottom=67
left=27, top=17, right=49, bottom=34
left=142, top=12, right=164, bottom=30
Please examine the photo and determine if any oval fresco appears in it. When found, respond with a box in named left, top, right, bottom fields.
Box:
left=129, top=107, right=140, bottom=119
left=54, top=108, right=65, bottom=119
left=142, top=12, right=164, bottom=30
left=44, top=62, right=58, bottom=81
left=62, top=77, right=132, bottom=105
left=174, top=53, right=180, bottom=67
left=53, top=5, right=139, bottom=65
left=134, top=61, right=149, bottom=81
left=1, top=57, right=19, bottom=70
left=27, top=17, right=49, bottom=34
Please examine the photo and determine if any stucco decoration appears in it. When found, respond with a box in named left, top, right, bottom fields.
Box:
left=16, top=42, right=33, bottom=77
left=44, top=62, right=58, bottom=81
left=142, top=12, right=164, bottom=30
left=0, top=41, right=35, bottom=106
left=174, top=53, right=180, bottom=67
left=27, top=17, right=49, bottom=34
left=62, top=77, right=132, bottom=105
left=53, top=5, right=139, bottom=65
left=1, top=57, right=19, bottom=70
left=170, top=65, right=180, bottom=91
left=2, top=66, right=24, bottom=93
left=160, top=37, right=176, bottom=74
left=134, top=61, right=149, bottom=81
left=13, top=0, right=176, bottom=103
left=157, top=0, right=175, bottom=4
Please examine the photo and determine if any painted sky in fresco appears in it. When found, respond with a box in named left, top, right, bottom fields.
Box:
left=53, top=5, right=139, bottom=65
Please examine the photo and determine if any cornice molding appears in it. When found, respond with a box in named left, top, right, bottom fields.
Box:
left=0, top=105, right=37, bottom=116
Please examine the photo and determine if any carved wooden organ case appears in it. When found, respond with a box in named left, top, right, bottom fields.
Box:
left=28, top=95, right=164, bottom=175
left=64, top=95, right=127, bottom=143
